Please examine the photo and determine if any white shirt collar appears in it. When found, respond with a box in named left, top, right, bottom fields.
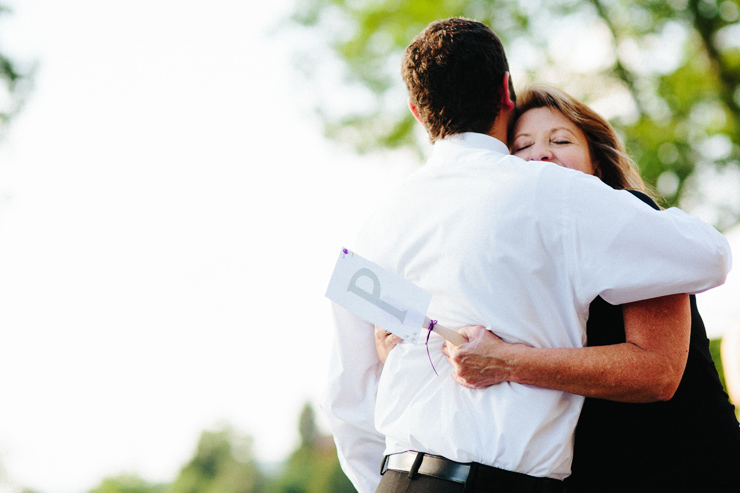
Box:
left=435, top=132, right=510, bottom=155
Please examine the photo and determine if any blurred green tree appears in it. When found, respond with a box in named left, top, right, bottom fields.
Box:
left=290, top=0, right=740, bottom=228
left=0, top=4, right=34, bottom=137
left=267, top=403, right=355, bottom=493
left=88, top=474, right=167, bottom=493
left=170, top=427, right=266, bottom=493
left=710, top=337, right=729, bottom=392
left=0, top=3, right=34, bottom=487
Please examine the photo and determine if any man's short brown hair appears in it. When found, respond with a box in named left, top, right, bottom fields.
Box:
left=401, top=18, right=514, bottom=142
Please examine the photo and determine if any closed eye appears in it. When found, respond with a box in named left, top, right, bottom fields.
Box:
left=513, top=144, right=531, bottom=153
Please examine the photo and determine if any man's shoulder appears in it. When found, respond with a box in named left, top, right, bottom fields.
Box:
left=427, top=140, right=550, bottom=176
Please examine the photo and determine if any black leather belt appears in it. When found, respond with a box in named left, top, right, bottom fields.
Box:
left=381, top=451, right=564, bottom=493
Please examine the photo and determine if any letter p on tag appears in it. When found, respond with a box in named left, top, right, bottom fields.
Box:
left=325, top=249, right=431, bottom=344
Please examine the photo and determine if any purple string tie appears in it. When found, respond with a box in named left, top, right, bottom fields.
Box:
left=426, top=319, right=439, bottom=376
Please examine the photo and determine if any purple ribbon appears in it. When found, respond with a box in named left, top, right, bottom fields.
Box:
left=426, top=319, right=439, bottom=376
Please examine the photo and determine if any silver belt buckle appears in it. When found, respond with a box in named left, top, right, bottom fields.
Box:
left=384, top=452, right=417, bottom=473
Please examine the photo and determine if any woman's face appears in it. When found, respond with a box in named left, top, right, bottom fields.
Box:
left=511, top=107, right=596, bottom=176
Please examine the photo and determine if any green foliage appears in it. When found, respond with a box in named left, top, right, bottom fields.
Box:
left=710, top=337, right=728, bottom=393
left=170, top=427, right=267, bottom=493
left=267, top=445, right=355, bottom=493
left=298, top=402, right=319, bottom=449
left=83, top=404, right=354, bottom=493
left=88, top=474, right=168, bottom=493
left=267, top=403, right=355, bottom=493
left=0, top=4, right=34, bottom=138
left=289, top=0, right=740, bottom=228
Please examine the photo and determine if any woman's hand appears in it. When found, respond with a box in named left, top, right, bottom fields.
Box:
left=375, top=326, right=403, bottom=364
left=442, top=325, right=522, bottom=389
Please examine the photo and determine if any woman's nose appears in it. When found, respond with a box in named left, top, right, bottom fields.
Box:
left=533, top=144, right=553, bottom=161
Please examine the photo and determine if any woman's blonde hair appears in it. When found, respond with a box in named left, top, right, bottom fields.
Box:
left=509, top=84, right=653, bottom=197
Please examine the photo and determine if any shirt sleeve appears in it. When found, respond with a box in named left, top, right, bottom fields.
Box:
left=321, top=304, right=386, bottom=493
left=561, top=171, right=732, bottom=307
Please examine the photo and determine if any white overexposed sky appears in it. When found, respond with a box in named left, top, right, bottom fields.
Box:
left=0, top=2, right=737, bottom=493
left=0, top=1, right=419, bottom=491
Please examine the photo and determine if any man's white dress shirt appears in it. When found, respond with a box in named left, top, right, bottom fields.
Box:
left=323, top=133, right=731, bottom=493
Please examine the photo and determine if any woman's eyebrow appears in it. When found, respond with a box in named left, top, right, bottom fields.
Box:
left=552, top=127, right=577, bottom=136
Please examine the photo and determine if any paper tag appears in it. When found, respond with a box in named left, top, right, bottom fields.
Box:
left=325, top=248, right=432, bottom=344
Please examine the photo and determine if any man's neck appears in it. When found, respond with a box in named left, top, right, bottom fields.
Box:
left=487, top=110, right=511, bottom=147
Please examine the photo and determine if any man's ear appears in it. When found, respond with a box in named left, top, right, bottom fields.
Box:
left=501, top=72, right=515, bottom=111
left=408, top=99, right=423, bottom=125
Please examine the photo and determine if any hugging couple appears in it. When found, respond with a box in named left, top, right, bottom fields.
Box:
left=325, top=17, right=740, bottom=493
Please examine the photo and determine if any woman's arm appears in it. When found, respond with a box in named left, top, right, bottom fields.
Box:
left=443, top=293, right=690, bottom=402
